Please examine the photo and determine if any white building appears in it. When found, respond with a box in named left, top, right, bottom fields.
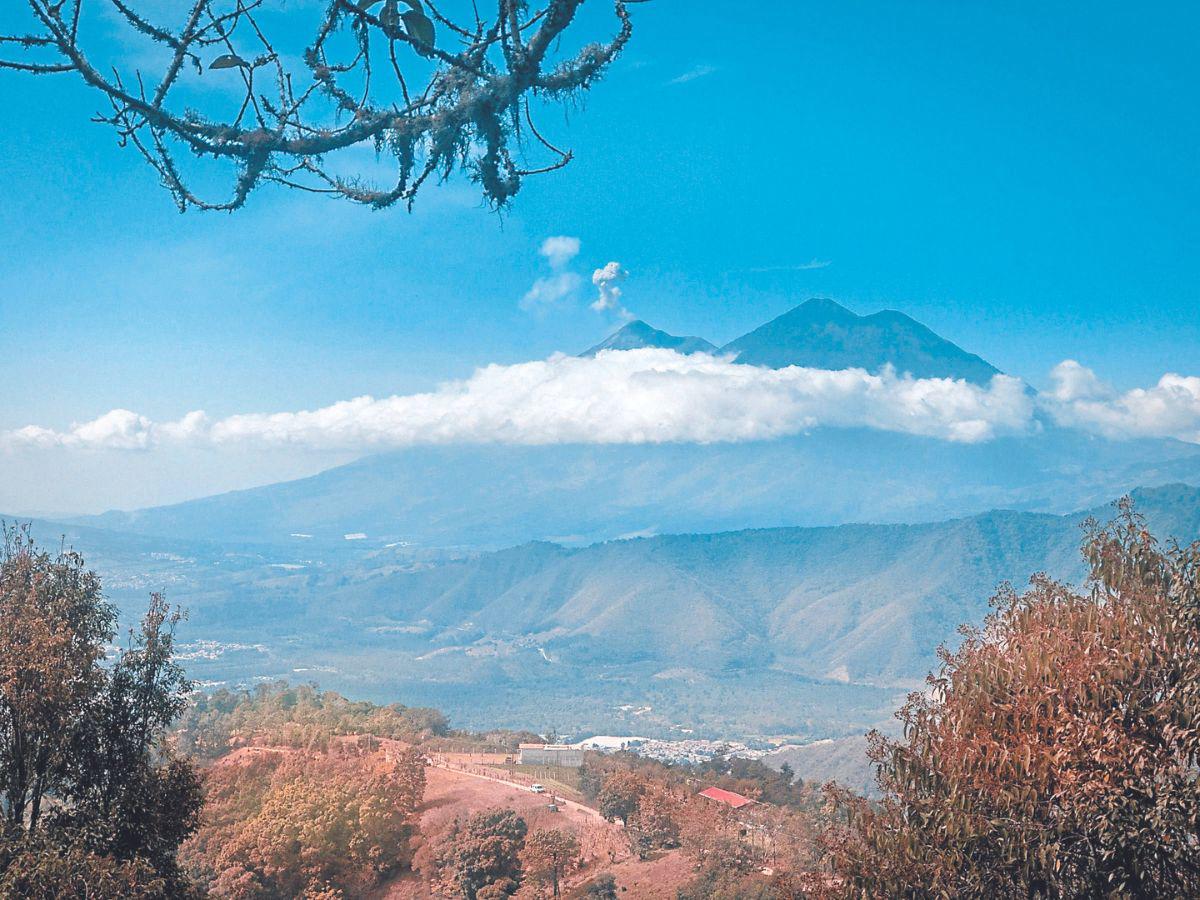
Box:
left=518, top=743, right=584, bottom=767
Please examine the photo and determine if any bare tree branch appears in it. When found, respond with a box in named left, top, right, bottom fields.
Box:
left=0, top=0, right=635, bottom=211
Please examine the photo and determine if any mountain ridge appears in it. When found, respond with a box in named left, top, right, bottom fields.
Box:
left=163, top=483, right=1199, bottom=687
left=719, top=298, right=1001, bottom=383
left=581, top=319, right=717, bottom=356
left=20, top=484, right=1200, bottom=743
left=581, top=298, right=1002, bottom=385
left=73, top=431, right=1200, bottom=549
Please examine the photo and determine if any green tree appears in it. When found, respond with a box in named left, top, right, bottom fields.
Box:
left=583, top=872, right=618, bottom=899
left=175, top=681, right=448, bottom=759
left=0, top=528, right=202, bottom=897
left=182, top=742, right=425, bottom=897
left=437, top=808, right=528, bottom=899
left=629, top=782, right=681, bottom=856
left=825, top=501, right=1200, bottom=897
left=0, top=834, right=169, bottom=899
left=675, top=865, right=778, bottom=900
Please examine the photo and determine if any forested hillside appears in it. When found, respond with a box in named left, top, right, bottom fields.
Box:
left=191, top=483, right=1200, bottom=688
left=10, top=485, right=1200, bottom=744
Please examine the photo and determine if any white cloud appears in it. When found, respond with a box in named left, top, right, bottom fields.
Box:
left=539, top=236, right=581, bottom=269
left=4, top=351, right=1036, bottom=452
left=11, top=409, right=158, bottom=450
left=748, top=259, right=832, bottom=273
left=591, top=261, right=632, bottom=320
left=521, top=271, right=583, bottom=310
left=1042, top=360, right=1200, bottom=442
left=522, top=240, right=631, bottom=320
left=521, top=236, right=584, bottom=310
left=668, top=65, right=717, bottom=85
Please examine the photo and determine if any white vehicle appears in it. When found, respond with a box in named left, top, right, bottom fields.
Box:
left=529, top=783, right=545, bottom=793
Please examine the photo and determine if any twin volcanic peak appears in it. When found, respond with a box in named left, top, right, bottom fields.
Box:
left=585, top=298, right=1001, bottom=385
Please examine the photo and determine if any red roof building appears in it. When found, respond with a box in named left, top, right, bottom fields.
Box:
left=697, top=786, right=756, bottom=809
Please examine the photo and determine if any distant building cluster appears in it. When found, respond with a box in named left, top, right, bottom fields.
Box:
left=517, top=743, right=584, bottom=768
left=573, top=736, right=772, bottom=766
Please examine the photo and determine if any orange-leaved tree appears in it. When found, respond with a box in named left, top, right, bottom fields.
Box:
left=825, top=500, right=1200, bottom=897
left=520, top=828, right=580, bottom=899
left=183, top=743, right=426, bottom=897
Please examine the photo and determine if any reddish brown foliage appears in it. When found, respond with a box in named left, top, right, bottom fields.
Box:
left=182, top=743, right=426, bottom=897
left=825, top=501, right=1200, bottom=897
left=521, top=828, right=582, bottom=899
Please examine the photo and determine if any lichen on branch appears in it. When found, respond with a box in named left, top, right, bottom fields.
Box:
left=0, top=0, right=635, bottom=211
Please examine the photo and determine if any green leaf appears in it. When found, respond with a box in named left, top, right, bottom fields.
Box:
left=379, top=0, right=400, bottom=35
left=402, top=9, right=435, bottom=46
left=400, top=0, right=424, bottom=10
left=358, top=0, right=384, bottom=7
left=209, top=54, right=248, bottom=71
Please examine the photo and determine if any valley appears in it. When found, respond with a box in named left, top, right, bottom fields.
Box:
left=13, top=483, right=1200, bottom=793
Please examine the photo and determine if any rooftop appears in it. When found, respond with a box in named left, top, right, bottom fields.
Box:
left=698, top=786, right=756, bottom=809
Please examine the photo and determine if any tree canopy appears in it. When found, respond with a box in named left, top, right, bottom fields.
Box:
left=436, top=807, right=528, bottom=899
left=520, top=827, right=580, bottom=899
left=0, top=527, right=202, bottom=897
left=181, top=741, right=426, bottom=897
left=825, top=501, right=1200, bottom=897
left=175, top=679, right=448, bottom=758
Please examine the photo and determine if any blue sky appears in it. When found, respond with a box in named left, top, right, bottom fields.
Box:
left=0, top=0, right=1197, bottom=512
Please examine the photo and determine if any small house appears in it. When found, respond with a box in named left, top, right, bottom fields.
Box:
left=697, top=786, right=756, bottom=809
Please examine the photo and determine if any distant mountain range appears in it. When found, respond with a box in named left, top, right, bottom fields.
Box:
left=582, top=298, right=1000, bottom=384
left=22, top=484, right=1200, bottom=747
left=76, top=429, right=1200, bottom=550
left=256, top=483, right=1200, bottom=688
left=720, top=298, right=1000, bottom=383
left=32, top=298, right=1200, bottom=785
left=75, top=298, right=1200, bottom=551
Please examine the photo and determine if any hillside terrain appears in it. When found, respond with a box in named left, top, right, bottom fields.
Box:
left=15, top=485, right=1200, bottom=752
left=72, top=425, right=1200, bottom=551
left=172, top=684, right=812, bottom=899
left=763, top=736, right=875, bottom=796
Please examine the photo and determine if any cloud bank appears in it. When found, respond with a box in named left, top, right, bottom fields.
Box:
left=7, top=351, right=1038, bottom=452
left=11, top=353, right=1197, bottom=455
left=1042, top=360, right=1200, bottom=443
